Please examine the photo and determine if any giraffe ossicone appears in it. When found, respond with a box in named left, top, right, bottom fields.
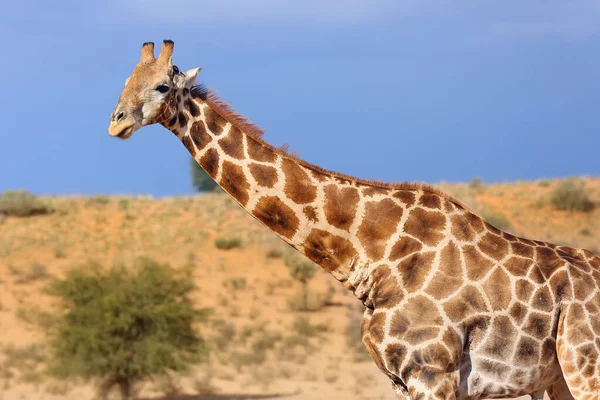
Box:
left=108, top=40, right=600, bottom=400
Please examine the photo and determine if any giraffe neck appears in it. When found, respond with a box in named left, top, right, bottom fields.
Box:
left=159, top=87, right=453, bottom=300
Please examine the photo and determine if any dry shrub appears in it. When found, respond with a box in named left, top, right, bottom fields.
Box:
left=0, top=191, right=53, bottom=217
left=550, top=178, right=594, bottom=212
left=214, top=237, right=242, bottom=250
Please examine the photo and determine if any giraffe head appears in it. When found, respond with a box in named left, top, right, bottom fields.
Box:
left=108, top=40, right=200, bottom=139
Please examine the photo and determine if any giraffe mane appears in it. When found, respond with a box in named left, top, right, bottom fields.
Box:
left=191, top=84, right=473, bottom=212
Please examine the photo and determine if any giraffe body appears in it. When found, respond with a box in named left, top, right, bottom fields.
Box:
left=108, top=41, right=600, bottom=399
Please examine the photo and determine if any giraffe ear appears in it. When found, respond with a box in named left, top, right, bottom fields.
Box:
left=174, top=67, right=201, bottom=89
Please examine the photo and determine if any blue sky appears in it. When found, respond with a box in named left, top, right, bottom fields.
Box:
left=1, top=1, right=599, bottom=197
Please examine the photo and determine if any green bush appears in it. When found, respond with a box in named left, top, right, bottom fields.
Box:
left=214, top=237, right=242, bottom=250
left=0, top=190, right=53, bottom=217
left=550, top=178, right=594, bottom=212
left=44, top=258, right=212, bottom=400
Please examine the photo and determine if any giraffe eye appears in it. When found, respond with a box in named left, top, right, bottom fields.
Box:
left=155, top=84, right=170, bottom=93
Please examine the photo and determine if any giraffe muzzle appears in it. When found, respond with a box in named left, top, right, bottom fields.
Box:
left=108, top=109, right=136, bottom=139
left=108, top=121, right=135, bottom=138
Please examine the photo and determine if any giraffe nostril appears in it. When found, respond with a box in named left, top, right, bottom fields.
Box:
left=114, top=111, right=125, bottom=123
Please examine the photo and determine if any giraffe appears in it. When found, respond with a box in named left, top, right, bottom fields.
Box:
left=108, top=40, right=600, bottom=400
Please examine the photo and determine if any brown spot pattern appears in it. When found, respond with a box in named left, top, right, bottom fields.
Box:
left=393, top=190, right=416, bottom=207
left=385, top=343, right=408, bottom=375
left=443, top=285, right=488, bottom=322
left=397, top=252, right=435, bottom=293
left=514, top=336, right=539, bottom=366
left=389, top=236, right=423, bottom=261
left=443, top=199, right=457, bottom=213
left=535, top=247, right=563, bottom=278
left=478, top=232, right=509, bottom=260
left=204, top=107, right=227, bottom=135
left=532, top=286, right=553, bottom=312
left=511, top=242, right=535, bottom=258
left=249, top=163, right=278, bottom=188
left=219, top=161, right=250, bottom=206
left=247, top=138, right=276, bottom=162
left=178, top=112, right=188, bottom=128
left=504, top=256, right=532, bottom=276
left=481, top=316, right=517, bottom=360
left=516, top=279, right=534, bottom=302
left=390, top=296, right=443, bottom=344
left=323, top=185, right=359, bottom=231
left=253, top=196, right=299, bottom=239
left=425, top=241, right=463, bottom=300
left=510, top=302, right=527, bottom=326
left=198, top=148, right=219, bottom=178
left=184, top=99, right=200, bottom=117
left=303, top=206, right=318, bottom=222
left=403, top=208, right=446, bottom=247
left=566, top=304, right=595, bottom=344
left=368, top=311, right=387, bottom=343
left=363, top=186, right=389, bottom=197
left=466, top=213, right=486, bottom=233
left=310, top=170, right=328, bottom=182
left=462, top=245, right=494, bottom=281
left=550, top=270, right=571, bottom=299
left=218, top=126, right=245, bottom=159
left=190, top=121, right=211, bottom=151
left=182, top=136, right=196, bottom=157
left=302, top=229, right=358, bottom=272
left=282, top=159, right=317, bottom=204
left=419, top=193, right=442, bottom=209
left=370, top=265, right=404, bottom=308
left=357, top=199, right=404, bottom=260
left=523, top=312, right=551, bottom=340
left=451, top=214, right=478, bottom=242
left=482, top=268, right=511, bottom=311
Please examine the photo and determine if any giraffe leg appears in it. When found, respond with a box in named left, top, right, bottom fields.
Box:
left=556, top=304, right=600, bottom=399
left=546, top=375, right=574, bottom=400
